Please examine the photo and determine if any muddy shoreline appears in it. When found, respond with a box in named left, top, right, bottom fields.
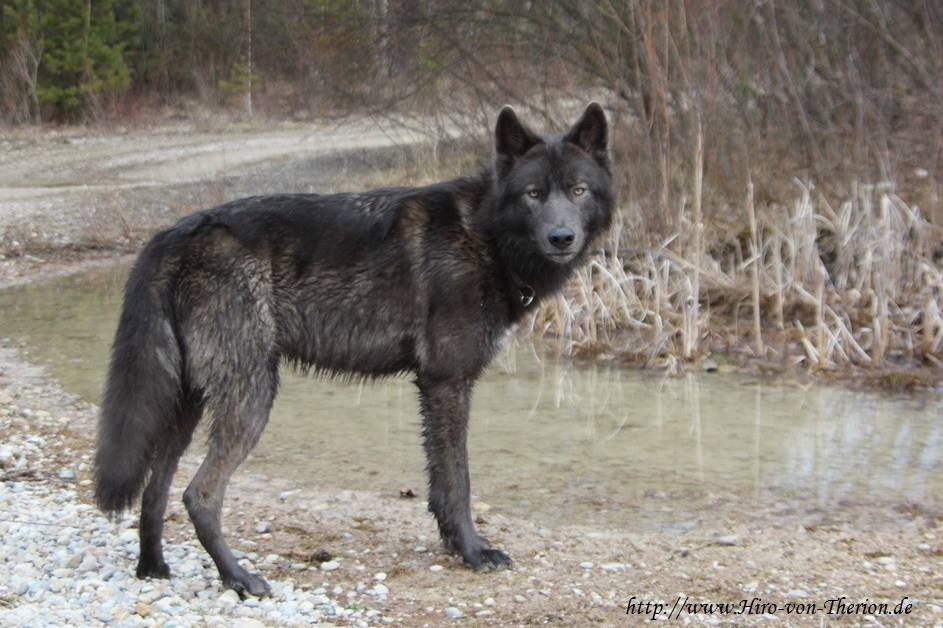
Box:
left=1, top=253, right=942, bottom=626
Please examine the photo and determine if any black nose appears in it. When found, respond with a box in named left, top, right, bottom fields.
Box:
left=548, top=227, right=576, bottom=250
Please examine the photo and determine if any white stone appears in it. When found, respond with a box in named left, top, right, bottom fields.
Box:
left=118, top=529, right=138, bottom=543
left=218, top=590, right=240, bottom=606
left=371, top=584, right=389, bottom=597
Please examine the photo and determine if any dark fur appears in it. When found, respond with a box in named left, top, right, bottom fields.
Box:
left=94, top=104, right=614, bottom=596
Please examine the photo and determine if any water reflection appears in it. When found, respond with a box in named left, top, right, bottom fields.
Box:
left=0, top=265, right=940, bottom=527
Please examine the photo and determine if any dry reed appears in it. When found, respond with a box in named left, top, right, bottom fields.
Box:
left=532, top=181, right=943, bottom=376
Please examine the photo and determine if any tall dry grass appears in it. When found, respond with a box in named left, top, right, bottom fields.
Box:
left=531, top=178, right=943, bottom=375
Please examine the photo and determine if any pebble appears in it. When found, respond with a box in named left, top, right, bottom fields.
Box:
left=118, top=529, right=138, bottom=543
left=484, top=597, right=496, bottom=606
left=320, top=560, right=340, bottom=571
left=445, top=606, right=464, bottom=619
left=76, top=554, right=99, bottom=573
left=600, top=562, right=627, bottom=572
left=57, top=467, right=76, bottom=480
left=370, top=584, right=389, bottom=597
left=255, top=522, right=272, bottom=534
left=715, top=535, right=740, bottom=546
left=429, top=564, right=444, bottom=572
left=374, top=572, right=387, bottom=581
left=579, top=561, right=594, bottom=569
left=0, top=445, right=14, bottom=467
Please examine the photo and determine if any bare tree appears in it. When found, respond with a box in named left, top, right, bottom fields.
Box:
left=4, top=30, right=43, bottom=124
left=244, top=0, right=253, bottom=117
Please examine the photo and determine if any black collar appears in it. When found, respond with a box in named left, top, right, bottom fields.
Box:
left=509, top=271, right=535, bottom=308
left=518, top=285, right=535, bottom=307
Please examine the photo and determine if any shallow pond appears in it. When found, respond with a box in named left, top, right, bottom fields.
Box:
left=1, top=265, right=941, bottom=528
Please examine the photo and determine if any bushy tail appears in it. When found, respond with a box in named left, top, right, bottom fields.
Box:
left=94, top=232, right=184, bottom=513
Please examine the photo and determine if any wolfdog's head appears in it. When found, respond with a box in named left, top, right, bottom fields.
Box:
left=487, top=103, right=614, bottom=270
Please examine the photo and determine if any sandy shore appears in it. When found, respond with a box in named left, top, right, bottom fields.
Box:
left=1, top=254, right=942, bottom=627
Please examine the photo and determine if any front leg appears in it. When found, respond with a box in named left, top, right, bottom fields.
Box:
left=415, top=374, right=512, bottom=571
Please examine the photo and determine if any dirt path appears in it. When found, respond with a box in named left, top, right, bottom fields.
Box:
left=0, top=118, right=445, bottom=250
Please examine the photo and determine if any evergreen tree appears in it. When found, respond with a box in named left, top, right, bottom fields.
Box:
left=1, top=0, right=137, bottom=119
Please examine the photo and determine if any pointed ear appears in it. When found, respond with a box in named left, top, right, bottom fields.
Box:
left=495, top=106, right=541, bottom=177
left=564, top=102, right=610, bottom=172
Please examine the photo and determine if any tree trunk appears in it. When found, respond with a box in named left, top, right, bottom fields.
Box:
left=245, top=0, right=253, bottom=116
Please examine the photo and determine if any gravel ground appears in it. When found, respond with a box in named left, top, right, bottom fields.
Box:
left=0, top=348, right=383, bottom=627
left=0, top=483, right=368, bottom=627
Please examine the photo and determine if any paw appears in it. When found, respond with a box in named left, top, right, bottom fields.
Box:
left=464, top=547, right=513, bottom=572
left=136, top=559, right=171, bottom=579
left=223, top=570, right=272, bottom=599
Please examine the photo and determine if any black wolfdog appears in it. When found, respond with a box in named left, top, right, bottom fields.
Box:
left=94, top=104, right=614, bottom=596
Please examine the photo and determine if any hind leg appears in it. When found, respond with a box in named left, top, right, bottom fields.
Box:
left=183, top=385, right=274, bottom=598
left=175, top=237, right=278, bottom=596
left=136, top=454, right=180, bottom=578
left=137, top=400, right=202, bottom=579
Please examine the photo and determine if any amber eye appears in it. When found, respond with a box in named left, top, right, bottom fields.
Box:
left=527, top=189, right=540, bottom=199
left=572, top=185, right=587, bottom=197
